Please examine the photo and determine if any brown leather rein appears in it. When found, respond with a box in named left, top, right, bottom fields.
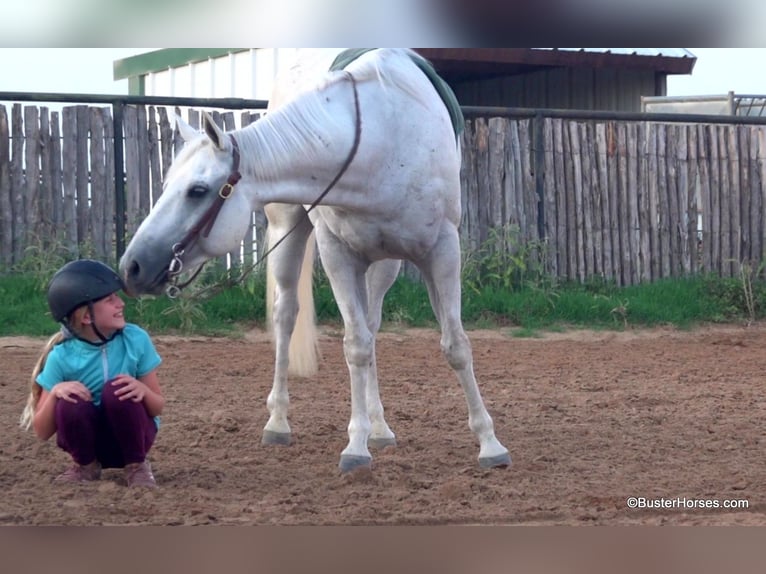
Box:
left=166, top=71, right=361, bottom=299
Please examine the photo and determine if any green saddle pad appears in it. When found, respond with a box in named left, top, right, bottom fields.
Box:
left=330, top=48, right=464, bottom=138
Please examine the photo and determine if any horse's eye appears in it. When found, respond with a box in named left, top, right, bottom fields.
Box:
left=188, top=184, right=209, bottom=198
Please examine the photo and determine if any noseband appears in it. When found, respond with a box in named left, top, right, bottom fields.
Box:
left=166, top=71, right=361, bottom=299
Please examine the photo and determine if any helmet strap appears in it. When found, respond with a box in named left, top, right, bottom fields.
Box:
left=87, top=302, right=110, bottom=344
left=62, top=303, right=119, bottom=347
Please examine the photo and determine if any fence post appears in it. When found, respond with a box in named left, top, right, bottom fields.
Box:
left=534, top=111, right=546, bottom=241
left=113, top=100, right=126, bottom=262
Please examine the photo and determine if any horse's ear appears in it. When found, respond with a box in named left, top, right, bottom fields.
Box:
left=175, top=115, right=199, bottom=142
left=202, top=111, right=227, bottom=150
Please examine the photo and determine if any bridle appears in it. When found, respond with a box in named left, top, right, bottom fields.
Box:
left=165, top=71, right=361, bottom=299
left=165, top=136, right=242, bottom=297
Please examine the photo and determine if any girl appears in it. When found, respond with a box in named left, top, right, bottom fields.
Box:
left=20, top=259, right=164, bottom=488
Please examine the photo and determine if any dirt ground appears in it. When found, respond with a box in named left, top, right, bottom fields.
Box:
left=1, top=323, right=764, bottom=525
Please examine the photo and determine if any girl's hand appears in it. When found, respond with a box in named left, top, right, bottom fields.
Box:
left=52, top=381, right=92, bottom=403
left=110, top=374, right=147, bottom=403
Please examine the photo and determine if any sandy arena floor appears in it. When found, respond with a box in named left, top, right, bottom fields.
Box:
left=1, top=324, right=764, bottom=525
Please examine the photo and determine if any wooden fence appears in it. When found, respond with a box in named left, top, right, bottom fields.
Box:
left=461, top=116, right=766, bottom=285
left=3, top=101, right=766, bottom=286
left=0, top=103, right=265, bottom=274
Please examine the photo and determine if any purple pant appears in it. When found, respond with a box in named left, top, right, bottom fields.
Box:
left=54, top=380, right=157, bottom=468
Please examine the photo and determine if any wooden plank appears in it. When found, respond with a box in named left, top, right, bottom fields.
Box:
left=685, top=125, right=698, bottom=275
left=488, top=117, right=506, bottom=236
left=39, top=108, right=53, bottom=249
left=188, top=108, right=201, bottom=130
left=459, top=122, right=472, bottom=249
left=222, top=111, right=235, bottom=131
left=707, top=125, right=720, bottom=274
left=758, top=127, right=766, bottom=278
left=50, top=112, right=63, bottom=233
left=123, top=105, right=141, bottom=236
left=698, top=125, right=713, bottom=274
left=553, top=119, right=568, bottom=280
left=579, top=122, right=599, bottom=279
left=158, top=106, right=174, bottom=180
left=475, top=117, right=490, bottom=247
left=11, top=104, right=24, bottom=265
left=147, top=107, right=163, bottom=213
left=466, top=120, right=480, bottom=252
left=637, top=123, right=651, bottom=282
left=671, top=124, right=696, bottom=276
left=738, top=126, right=751, bottom=265
left=646, top=122, right=659, bottom=281
left=75, top=106, right=90, bottom=250
left=563, top=120, right=577, bottom=281
left=606, top=121, right=621, bottom=284
left=519, top=119, right=535, bottom=245
left=542, top=118, right=557, bottom=277
left=616, top=122, right=630, bottom=285
left=507, top=119, right=521, bottom=242
left=61, top=107, right=78, bottom=257
left=727, top=125, right=741, bottom=276
left=102, top=107, right=116, bottom=262
left=569, top=121, right=585, bottom=282
left=588, top=122, right=604, bottom=278
left=666, top=125, right=681, bottom=276
left=658, top=124, right=672, bottom=278
left=89, top=107, right=107, bottom=260
left=0, top=105, right=10, bottom=268
left=627, top=122, right=640, bottom=284
left=718, top=125, right=731, bottom=276
left=24, top=106, right=41, bottom=246
left=173, top=106, right=184, bottom=155
left=137, top=106, right=151, bottom=224
left=748, top=126, right=761, bottom=269
left=596, top=122, right=612, bottom=281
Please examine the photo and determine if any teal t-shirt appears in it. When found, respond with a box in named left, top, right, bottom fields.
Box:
left=36, top=323, right=162, bottom=428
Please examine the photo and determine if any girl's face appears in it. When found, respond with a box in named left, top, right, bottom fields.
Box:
left=82, top=292, right=125, bottom=340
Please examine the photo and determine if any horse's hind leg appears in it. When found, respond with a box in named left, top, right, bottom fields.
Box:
left=262, top=204, right=314, bottom=446
left=365, top=259, right=401, bottom=449
left=419, top=226, right=511, bottom=469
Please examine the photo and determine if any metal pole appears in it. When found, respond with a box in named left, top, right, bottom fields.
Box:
left=112, top=101, right=126, bottom=261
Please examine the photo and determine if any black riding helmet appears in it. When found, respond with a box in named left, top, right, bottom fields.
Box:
left=47, top=259, right=125, bottom=323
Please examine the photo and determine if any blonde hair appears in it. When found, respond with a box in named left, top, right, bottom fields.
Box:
left=19, top=307, right=87, bottom=430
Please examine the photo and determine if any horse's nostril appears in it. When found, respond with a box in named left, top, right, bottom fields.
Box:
left=128, top=260, right=141, bottom=279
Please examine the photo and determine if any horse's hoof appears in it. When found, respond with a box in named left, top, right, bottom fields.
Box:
left=368, top=436, right=396, bottom=449
left=338, top=454, right=372, bottom=473
left=479, top=452, right=512, bottom=469
left=262, top=430, right=292, bottom=446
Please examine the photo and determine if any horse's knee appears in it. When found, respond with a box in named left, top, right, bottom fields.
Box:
left=441, top=333, right=472, bottom=371
left=343, top=331, right=374, bottom=367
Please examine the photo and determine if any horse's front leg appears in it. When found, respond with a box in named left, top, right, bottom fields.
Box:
left=262, top=206, right=314, bottom=446
left=365, top=259, right=401, bottom=449
left=315, top=222, right=374, bottom=472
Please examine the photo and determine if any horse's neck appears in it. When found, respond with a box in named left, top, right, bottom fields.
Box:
left=236, top=78, right=355, bottom=190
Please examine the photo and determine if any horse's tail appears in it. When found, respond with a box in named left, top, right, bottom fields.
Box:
left=266, top=230, right=320, bottom=377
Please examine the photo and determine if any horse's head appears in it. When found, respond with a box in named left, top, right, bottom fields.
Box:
left=119, top=112, right=253, bottom=296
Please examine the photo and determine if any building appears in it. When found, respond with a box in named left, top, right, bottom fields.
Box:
left=114, top=48, right=696, bottom=113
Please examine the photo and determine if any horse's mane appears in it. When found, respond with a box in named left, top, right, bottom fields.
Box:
left=235, top=49, right=435, bottom=181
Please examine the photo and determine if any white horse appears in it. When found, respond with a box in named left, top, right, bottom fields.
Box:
left=119, top=48, right=510, bottom=473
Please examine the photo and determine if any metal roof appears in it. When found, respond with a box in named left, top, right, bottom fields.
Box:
left=114, top=48, right=697, bottom=84
left=414, top=49, right=696, bottom=83
left=538, top=48, right=696, bottom=59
